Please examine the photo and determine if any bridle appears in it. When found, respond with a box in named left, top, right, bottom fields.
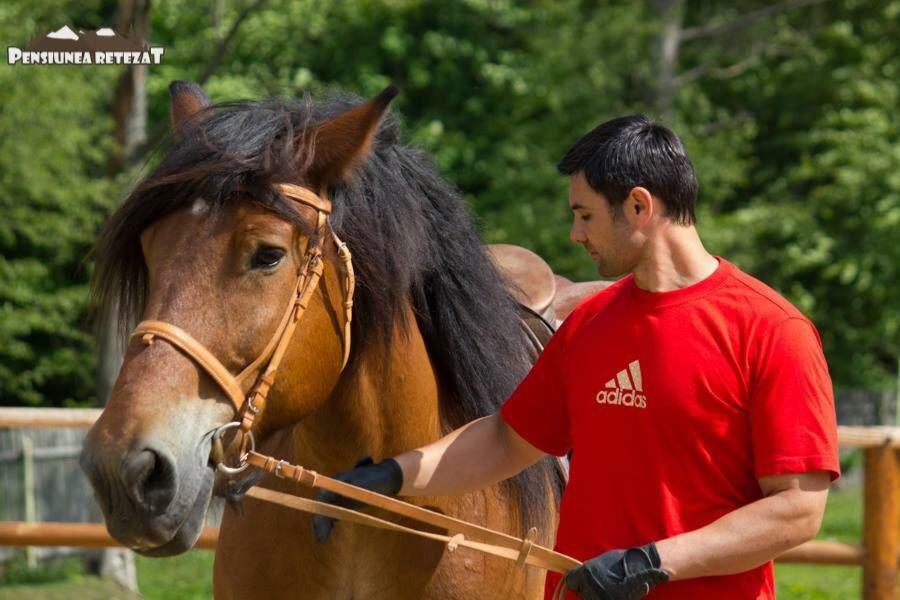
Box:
left=129, top=183, right=355, bottom=472
left=124, top=182, right=583, bottom=582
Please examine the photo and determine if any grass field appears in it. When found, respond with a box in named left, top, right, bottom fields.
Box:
left=0, top=485, right=866, bottom=599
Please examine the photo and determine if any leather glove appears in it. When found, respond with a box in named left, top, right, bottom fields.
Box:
left=563, top=542, right=669, bottom=600
left=311, top=455, right=403, bottom=543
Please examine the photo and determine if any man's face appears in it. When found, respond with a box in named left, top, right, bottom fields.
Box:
left=568, top=172, right=640, bottom=278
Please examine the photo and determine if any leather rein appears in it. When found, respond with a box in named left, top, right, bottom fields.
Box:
left=127, top=183, right=581, bottom=578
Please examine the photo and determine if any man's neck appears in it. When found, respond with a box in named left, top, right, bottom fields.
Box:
left=631, top=224, right=718, bottom=293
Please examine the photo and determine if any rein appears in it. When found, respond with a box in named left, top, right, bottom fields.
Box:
left=127, top=183, right=581, bottom=580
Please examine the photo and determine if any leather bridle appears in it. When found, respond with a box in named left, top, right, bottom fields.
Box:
left=129, top=183, right=355, bottom=470
left=124, top=182, right=582, bottom=580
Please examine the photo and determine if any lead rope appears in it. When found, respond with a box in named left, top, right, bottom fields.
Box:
left=241, top=451, right=583, bottom=576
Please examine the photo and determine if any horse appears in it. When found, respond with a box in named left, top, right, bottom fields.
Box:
left=80, top=81, right=566, bottom=599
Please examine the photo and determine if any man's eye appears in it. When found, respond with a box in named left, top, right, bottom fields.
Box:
left=580, top=214, right=592, bottom=222
left=250, top=247, right=286, bottom=270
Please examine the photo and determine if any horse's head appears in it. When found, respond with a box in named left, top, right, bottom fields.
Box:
left=80, top=82, right=396, bottom=556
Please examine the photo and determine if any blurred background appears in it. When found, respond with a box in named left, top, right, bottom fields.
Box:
left=0, top=1, right=897, bottom=598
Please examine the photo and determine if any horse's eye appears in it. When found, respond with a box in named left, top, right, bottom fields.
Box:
left=250, top=246, right=286, bottom=270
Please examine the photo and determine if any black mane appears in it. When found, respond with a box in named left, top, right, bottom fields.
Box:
left=92, top=91, right=563, bottom=537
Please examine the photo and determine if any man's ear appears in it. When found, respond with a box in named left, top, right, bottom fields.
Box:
left=626, top=187, right=655, bottom=225
left=169, top=81, right=211, bottom=139
left=305, top=86, right=399, bottom=188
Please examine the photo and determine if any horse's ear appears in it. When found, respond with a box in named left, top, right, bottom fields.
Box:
left=306, top=86, right=399, bottom=187
left=169, top=81, right=211, bottom=138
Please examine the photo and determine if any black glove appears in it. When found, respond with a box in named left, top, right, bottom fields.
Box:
left=311, top=455, right=403, bottom=543
left=563, top=542, right=669, bottom=600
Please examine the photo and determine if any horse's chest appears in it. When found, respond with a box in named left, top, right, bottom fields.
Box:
left=215, top=489, right=542, bottom=599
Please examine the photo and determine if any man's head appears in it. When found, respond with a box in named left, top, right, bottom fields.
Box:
left=558, top=115, right=698, bottom=278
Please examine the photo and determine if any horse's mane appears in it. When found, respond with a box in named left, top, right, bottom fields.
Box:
left=92, top=91, right=564, bottom=536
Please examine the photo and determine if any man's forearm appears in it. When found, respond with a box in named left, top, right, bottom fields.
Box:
left=656, top=477, right=828, bottom=580
left=394, top=413, right=544, bottom=497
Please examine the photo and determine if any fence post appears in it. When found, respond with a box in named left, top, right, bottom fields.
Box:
left=862, top=444, right=899, bottom=599
left=896, top=448, right=900, bottom=599
left=21, top=433, right=37, bottom=568
left=894, top=358, right=899, bottom=427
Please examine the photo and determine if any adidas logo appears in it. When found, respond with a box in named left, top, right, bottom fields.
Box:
left=596, top=360, right=647, bottom=409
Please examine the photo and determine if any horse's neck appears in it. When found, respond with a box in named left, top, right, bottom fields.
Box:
left=291, top=307, right=443, bottom=471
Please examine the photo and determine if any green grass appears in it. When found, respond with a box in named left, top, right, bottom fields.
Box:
left=776, top=564, right=861, bottom=600
left=0, top=556, right=84, bottom=586
left=0, top=556, right=139, bottom=599
left=0, top=551, right=214, bottom=600
left=811, top=483, right=864, bottom=542
left=0, top=576, right=139, bottom=600
left=0, top=485, right=868, bottom=599
left=134, top=550, right=214, bottom=600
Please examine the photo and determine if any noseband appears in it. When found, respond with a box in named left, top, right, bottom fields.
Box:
left=129, top=183, right=355, bottom=471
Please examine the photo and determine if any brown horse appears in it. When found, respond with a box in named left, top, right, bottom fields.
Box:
left=81, top=82, right=564, bottom=598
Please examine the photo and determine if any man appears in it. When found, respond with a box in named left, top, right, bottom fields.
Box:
left=314, top=115, right=840, bottom=599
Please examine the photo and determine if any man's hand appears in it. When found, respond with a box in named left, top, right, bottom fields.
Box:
left=563, top=543, right=669, bottom=600
left=312, top=456, right=403, bottom=543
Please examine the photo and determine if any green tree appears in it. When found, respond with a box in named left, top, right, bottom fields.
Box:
left=685, top=0, right=900, bottom=386
left=0, top=0, right=896, bottom=406
left=0, top=3, right=119, bottom=405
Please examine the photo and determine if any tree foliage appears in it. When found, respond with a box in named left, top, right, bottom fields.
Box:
left=0, top=2, right=119, bottom=406
left=0, top=0, right=896, bottom=407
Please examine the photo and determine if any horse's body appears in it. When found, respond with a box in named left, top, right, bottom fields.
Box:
left=214, top=308, right=545, bottom=598
left=81, top=83, right=563, bottom=598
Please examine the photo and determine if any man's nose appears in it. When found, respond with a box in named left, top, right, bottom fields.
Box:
left=570, top=221, right=585, bottom=244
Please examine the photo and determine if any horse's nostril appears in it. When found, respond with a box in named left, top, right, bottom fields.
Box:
left=123, top=448, right=177, bottom=513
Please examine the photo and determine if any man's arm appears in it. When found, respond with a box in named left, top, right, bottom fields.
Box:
left=395, top=412, right=547, bottom=496
left=311, top=412, right=547, bottom=542
left=561, top=471, right=830, bottom=599
left=656, top=471, right=830, bottom=580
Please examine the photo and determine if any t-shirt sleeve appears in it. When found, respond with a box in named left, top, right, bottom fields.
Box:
left=500, top=322, right=572, bottom=457
left=749, top=317, right=840, bottom=481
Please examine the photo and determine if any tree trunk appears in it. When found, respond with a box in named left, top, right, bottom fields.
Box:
left=97, top=0, right=152, bottom=591
left=653, top=0, right=683, bottom=121
left=108, top=0, right=150, bottom=174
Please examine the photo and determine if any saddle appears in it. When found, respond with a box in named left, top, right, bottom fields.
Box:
left=486, top=244, right=611, bottom=329
left=551, top=275, right=611, bottom=323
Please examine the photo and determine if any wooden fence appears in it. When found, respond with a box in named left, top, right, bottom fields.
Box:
left=0, top=408, right=218, bottom=561
left=0, top=414, right=104, bottom=566
left=0, top=408, right=898, bottom=598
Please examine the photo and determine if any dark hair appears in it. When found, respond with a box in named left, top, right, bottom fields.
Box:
left=557, top=115, right=698, bottom=225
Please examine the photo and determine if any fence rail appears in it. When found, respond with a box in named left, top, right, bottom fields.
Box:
left=0, top=408, right=102, bottom=429
left=1, top=408, right=899, bottom=598
left=0, top=522, right=218, bottom=550
left=0, top=444, right=81, bottom=464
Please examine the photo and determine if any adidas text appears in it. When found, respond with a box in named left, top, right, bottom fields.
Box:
left=596, top=388, right=647, bottom=408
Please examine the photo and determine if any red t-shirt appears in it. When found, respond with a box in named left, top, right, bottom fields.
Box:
left=500, top=258, right=839, bottom=600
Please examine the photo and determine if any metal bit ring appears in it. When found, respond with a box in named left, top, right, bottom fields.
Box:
left=212, top=421, right=255, bottom=475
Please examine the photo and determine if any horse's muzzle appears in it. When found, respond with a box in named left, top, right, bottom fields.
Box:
left=80, top=432, right=214, bottom=554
